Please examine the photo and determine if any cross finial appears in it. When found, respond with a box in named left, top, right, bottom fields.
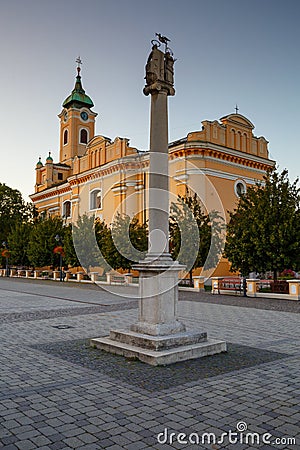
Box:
left=235, top=104, right=239, bottom=114
left=76, top=56, right=82, bottom=75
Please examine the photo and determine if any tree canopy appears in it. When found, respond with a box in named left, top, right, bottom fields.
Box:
left=7, top=222, right=33, bottom=267
left=70, top=214, right=110, bottom=272
left=109, top=214, right=148, bottom=271
left=170, top=191, right=225, bottom=281
left=27, top=216, right=65, bottom=268
left=225, top=168, right=300, bottom=278
left=0, top=183, right=37, bottom=245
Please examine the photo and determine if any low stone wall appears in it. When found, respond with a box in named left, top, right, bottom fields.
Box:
left=247, top=279, right=300, bottom=300
left=211, top=277, right=299, bottom=300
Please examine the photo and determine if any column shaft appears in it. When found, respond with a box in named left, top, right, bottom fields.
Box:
left=148, top=90, right=170, bottom=256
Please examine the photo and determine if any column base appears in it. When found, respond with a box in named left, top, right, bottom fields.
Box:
left=90, top=257, right=227, bottom=365
left=131, top=320, right=186, bottom=336
left=90, top=330, right=226, bottom=366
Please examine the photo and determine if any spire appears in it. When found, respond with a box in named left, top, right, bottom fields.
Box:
left=46, top=151, right=53, bottom=163
left=62, top=57, right=94, bottom=109
left=76, top=56, right=82, bottom=75
left=36, top=156, right=43, bottom=168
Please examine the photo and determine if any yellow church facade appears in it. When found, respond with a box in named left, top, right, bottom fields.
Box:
left=30, top=67, right=275, bottom=276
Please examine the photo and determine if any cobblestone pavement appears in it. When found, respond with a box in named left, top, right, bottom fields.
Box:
left=0, top=278, right=299, bottom=449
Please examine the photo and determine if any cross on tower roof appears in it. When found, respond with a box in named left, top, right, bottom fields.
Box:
left=76, top=56, right=82, bottom=75
left=235, top=104, right=239, bottom=114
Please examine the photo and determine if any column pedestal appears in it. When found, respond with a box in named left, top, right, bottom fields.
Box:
left=90, top=258, right=226, bottom=365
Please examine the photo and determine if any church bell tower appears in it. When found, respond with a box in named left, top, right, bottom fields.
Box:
left=58, top=57, right=97, bottom=164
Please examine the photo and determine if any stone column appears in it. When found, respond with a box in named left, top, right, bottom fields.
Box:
left=76, top=272, right=84, bottom=282
left=148, top=89, right=170, bottom=258
left=90, top=37, right=226, bottom=365
left=130, top=45, right=185, bottom=336
left=90, top=272, right=99, bottom=283
left=246, top=279, right=260, bottom=297
left=193, top=276, right=205, bottom=291
left=64, top=271, right=71, bottom=282
left=287, top=279, right=300, bottom=300
left=53, top=270, right=60, bottom=281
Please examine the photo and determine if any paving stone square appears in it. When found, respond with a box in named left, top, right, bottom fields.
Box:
left=0, top=278, right=299, bottom=449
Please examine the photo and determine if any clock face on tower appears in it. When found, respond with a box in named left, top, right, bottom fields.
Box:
left=80, top=111, right=88, bottom=121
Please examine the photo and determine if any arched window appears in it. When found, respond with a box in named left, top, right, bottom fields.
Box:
left=80, top=129, right=88, bottom=144
left=63, top=129, right=68, bottom=145
left=90, top=189, right=102, bottom=210
left=242, top=133, right=247, bottom=152
left=230, top=128, right=235, bottom=148
left=236, top=131, right=241, bottom=150
left=63, top=201, right=71, bottom=218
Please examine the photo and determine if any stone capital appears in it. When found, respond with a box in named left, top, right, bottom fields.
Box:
left=143, top=81, right=175, bottom=97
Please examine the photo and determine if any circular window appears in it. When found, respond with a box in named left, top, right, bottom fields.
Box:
left=234, top=180, right=247, bottom=197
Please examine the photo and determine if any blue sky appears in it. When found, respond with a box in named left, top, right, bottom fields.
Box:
left=0, top=0, right=299, bottom=200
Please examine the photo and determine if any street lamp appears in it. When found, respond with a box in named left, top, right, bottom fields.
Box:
left=54, top=235, right=64, bottom=282
left=1, top=241, right=10, bottom=277
left=240, top=260, right=247, bottom=297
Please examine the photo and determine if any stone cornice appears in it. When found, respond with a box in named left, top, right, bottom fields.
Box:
left=169, top=143, right=274, bottom=171
left=31, top=141, right=273, bottom=203
left=69, top=155, right=149, bottom=186
left=30, top=183, right=71, bottom=202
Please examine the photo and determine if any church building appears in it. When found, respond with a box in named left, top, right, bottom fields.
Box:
left=30, top=62, right=275, bottom=276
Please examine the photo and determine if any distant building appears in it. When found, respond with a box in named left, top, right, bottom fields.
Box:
left=30, top=65, right=275, bottom=276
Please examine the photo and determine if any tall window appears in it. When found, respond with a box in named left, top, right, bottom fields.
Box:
left=63, top=129, right=68, bottom=145
left=63, top=201, right=71, bottom=218
left=90, top=189, right=102, bottom=210
left=80, top=129, right=88, bottom=144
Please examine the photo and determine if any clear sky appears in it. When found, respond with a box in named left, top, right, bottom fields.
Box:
left=0, top=0, right=299, bottom=201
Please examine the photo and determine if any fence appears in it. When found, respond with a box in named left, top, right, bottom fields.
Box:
left=257, top=280, right=289, bottom=294
left=212, top=277, right=299, bottom=300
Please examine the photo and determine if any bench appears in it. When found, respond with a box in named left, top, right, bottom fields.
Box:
left=217, top=277, right=243, bottom=295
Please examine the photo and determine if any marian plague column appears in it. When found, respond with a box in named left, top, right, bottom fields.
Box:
left=130, top=35, right=187, bottom=337
left=91, top=35, right=226, bottom=365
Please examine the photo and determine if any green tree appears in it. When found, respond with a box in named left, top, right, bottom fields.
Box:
left=94, top=218, right=112, bottom=273
left=0, top=183, right=37, bottom=245
left=27, top=216, right=65, bottom=268
left=71, top=214, right=111, bottom=273
left=109, top=214, right=148, bottom=271
left=63, top=224, right=80, bottom=268
left=7, top=222, right=33, bottom=267
left=225, top=168, right=300, bottom=279
left=170, top=191, right=225, bottom=282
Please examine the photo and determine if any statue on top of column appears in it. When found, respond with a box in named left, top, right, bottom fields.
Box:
left=144, top=33, right=175, bottom=96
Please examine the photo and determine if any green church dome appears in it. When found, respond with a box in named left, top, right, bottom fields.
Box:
left=46, top=152, right=53, bottom=163
left=36, top=157, right=43, bottom=168
left=63, top=68, right=94, bottom=109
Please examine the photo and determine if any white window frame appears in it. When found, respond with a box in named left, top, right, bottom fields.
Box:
left=234, top=179, right=247, bottom=198
left=90, top=189, right=102, bottom=211
left=62, top=200, right=71, bottom=218
left=79, top=128, right=89, bottom=144
left=63, top=128, right=68, bottom=146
